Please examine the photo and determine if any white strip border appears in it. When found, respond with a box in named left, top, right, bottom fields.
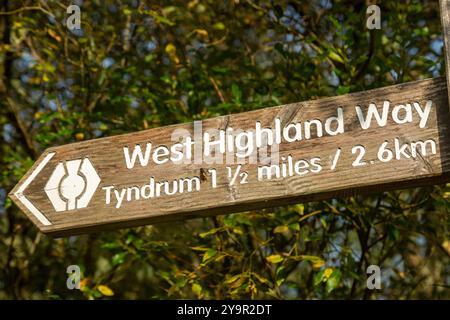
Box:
left=14, top=152, right=55, bottom=226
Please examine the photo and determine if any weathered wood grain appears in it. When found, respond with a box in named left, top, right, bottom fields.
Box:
left=9, top=77, right=450, bottom=237
left=440, top=0, right=450, bottom=108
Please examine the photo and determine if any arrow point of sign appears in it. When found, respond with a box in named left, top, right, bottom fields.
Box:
left=9, top=152, right=56, bottom=226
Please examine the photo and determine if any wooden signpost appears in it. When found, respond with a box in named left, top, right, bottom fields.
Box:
left=9, top=2, right=450, bottom=237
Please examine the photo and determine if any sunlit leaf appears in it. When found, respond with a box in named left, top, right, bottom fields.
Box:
left=266, top=255, right=284, bottom=264
left=273, top=225, right=289, bottom=234
left=98, top=285, right=114, bottom=296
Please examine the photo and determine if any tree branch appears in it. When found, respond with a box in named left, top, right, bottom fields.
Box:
left=0, top=1, right=37, bottom=157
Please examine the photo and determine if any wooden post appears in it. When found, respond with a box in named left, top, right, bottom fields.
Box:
left=440, top=0, right=450, bottom=107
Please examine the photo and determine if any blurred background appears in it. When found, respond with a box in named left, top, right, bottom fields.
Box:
left=0, top=0, right=449, bottom=299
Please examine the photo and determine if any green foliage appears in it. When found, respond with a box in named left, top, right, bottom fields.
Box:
left=0, top=0, right=449, bottom=299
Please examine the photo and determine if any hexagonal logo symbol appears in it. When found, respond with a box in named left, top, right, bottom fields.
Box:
left=44, top=158, right=101, bottom=212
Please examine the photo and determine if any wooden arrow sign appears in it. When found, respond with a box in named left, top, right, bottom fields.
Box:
left=10, top=2, right=450, bottom=237
left=9, top=77, right=450, bottom=236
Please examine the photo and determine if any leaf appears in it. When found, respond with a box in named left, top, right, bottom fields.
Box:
left=112, top=252, right=127, bottom=266
left=75, top=133, right=85, bottom=141
left=190, top=246, right=209, bottom=252
left=232, top=227, right=243, bottom=235
left=199, top=227, right=222, bottom=238
left=276, top=266, right=286, bottom=286
left=229, top=276, right=246, bottom=289
left=226, top=274, right=242, bottom=284
left=47, top=29, right=61, bottom=42
left=294, top=204, right=304, bottom=215
left=326, top=269, right=341, bottom=293
left=165, top=43, right=176, bottom=54
left=145, top=10, right=175, bottom=26
left=98, top=285, right=114, bottom=296
left=290, top=255, right=325, bottom=269
left=79, top=278, right=89, bottom=291
left=273, top=225, right=289, bottom=234
left=176, top=277, right=188, bottom=289
left=193, top=29, right=208, bottom=37
left=266, top=254, right=284, bottom=264
left=312, top=259, right=325, bottom=269
left=213, top=22, right=225, bottom=30
left=192, top=283, right=202, bottom=296
left=328, top=50, right=345, bottom=64
left=122, top=8, right=132, bottom=15
left=202, top=249, right=217, bottom=263
left=313, top=268, right=341, bottom=293
left=442, top=240, right=450, bottom=256
left=165, top=43, right=179, bottom=63
left=313, top=270, right=325, bottom=286
left=252, top=273, right=270, bottom=285
left=231, top=83, right=242, bottom=103
left=162, top=6, right=177, bottom=15
left=211, top=66, right=229, bottom=74
left=323, top=267, right=333, bottom=280
left=337, top=86, right=351, bottom=95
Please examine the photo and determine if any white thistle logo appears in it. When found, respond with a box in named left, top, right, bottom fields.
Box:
left=45, top=158, right=101, bottom=212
